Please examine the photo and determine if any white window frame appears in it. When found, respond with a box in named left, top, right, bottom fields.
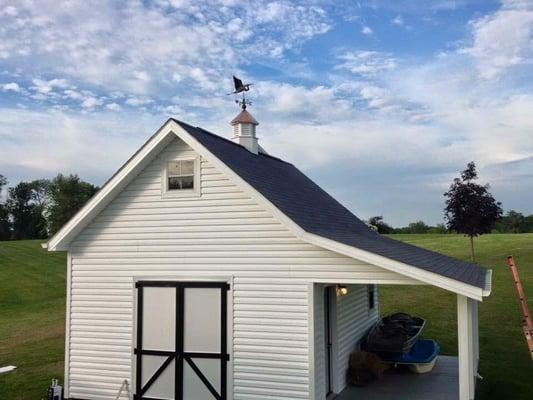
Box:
left=162, top=156, right=201, bottom=198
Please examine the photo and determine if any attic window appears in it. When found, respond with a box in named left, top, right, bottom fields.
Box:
left=167, top=160, right=195, bottom=191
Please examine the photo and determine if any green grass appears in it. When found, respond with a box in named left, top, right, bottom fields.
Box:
left=0, top=241, right=66, bottom=400
left=0, top=235, right=532, bottom=399
left=381, top=233, right=533, bottom=400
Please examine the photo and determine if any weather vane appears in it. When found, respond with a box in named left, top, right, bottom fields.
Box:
left=229, top=75, right=253, bottom=110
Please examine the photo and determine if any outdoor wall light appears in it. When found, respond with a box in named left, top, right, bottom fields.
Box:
left=336, top=285, right=348, bottom=297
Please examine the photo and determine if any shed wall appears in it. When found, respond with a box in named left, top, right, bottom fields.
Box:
left=313, top=284, right=379, bottom=398
left=335, top=284, right=379, bottom=390
left=67, top=138, right=414, bottom=400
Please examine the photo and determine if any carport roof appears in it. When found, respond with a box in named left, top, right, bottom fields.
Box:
left=175, top=119, right=489, bottom=290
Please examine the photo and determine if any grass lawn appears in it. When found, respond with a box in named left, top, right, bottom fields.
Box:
left=0, top=241, right=66, bottom=400
left=0, top=234, right=532, bottom=399
left=381, top=233, right=533, bottom=400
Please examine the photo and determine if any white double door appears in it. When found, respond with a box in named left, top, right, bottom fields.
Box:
left=134, top=281, right=229, bottom=400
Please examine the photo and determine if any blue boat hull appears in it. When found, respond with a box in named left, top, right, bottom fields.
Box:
left=379, top=339, right=440, bottom=365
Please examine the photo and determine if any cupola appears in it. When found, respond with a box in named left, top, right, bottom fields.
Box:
left=230, top=103, right=259, bottom=154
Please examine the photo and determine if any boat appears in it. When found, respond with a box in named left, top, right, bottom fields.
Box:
left=362, top=313, right=426, bottom=354
left=379, top=339, right=440, bottom=374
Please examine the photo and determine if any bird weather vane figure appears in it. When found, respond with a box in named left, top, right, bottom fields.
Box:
left=229, top=75, right=253, bottom=110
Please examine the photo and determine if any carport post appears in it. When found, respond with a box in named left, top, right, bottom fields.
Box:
left=472, top=300, right=479, bottom=373
left=457, top=294, right=476, bottom=400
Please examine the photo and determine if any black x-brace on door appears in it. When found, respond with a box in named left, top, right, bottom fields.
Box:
left=134, top=281, right=229, bottom=400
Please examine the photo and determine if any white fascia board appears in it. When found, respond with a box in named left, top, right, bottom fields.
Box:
left=46, top=120, right=177, bottom=251
left=302, top=232, right=485, bottom=301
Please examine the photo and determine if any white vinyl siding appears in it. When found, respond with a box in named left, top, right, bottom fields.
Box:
left=66, top=138, right=415, bottom=400
left=335, top=284, right=379, bottom=390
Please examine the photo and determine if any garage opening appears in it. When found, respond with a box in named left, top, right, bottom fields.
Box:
left=134, top=281, right=229, bottom=400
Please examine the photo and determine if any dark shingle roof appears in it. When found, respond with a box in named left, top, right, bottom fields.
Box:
left=175, top=119, right=488, bottom=290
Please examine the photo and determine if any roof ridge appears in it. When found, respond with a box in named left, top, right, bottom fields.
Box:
left=172, top=118, right=294, bottom=166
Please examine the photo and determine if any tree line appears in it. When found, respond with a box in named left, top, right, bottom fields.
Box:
left=368, top=211, right=533, bottom=235
left=0, top=174, right=98, bottom=241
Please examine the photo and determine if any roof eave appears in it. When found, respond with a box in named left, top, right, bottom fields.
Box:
left=302, top=232, right=486, bottom=301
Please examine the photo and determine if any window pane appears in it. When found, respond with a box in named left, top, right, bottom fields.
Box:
left=168, top=176, right=194, bottom=191
left=180, top=176, right=194, bottom=189
left=168, top=161, right=181, bottom=176
left=181, top=160, right=194, bottom=175
left=168, top=176, right=181, bottom=190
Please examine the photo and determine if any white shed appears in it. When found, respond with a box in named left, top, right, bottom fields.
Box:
left=46, top=111, right=491, bottom=400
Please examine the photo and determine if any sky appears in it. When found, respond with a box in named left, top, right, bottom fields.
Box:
left=1, top=0, right=532, bottom=226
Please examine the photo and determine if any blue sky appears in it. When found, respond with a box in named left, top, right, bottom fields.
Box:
left=1, top=0, right=532, bottom=226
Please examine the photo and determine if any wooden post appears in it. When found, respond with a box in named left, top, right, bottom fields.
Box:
left=458, top=294, right=475, bottom=400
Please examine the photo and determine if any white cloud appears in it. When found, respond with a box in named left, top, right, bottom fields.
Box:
left=0, top=1, right=331, bottom=98
left=81, top=97, right=103, bottom=109
left=125, top=96, right=154, bottom=107
left=460, top=0, right=533, bottom=79
left=392, top=15, right=404, bottom=25
left=359, top=85, right=398, bottom=109
left=0, top=107, right=159, bottom=183
left=0, top=6, right=17, bottom=17
left=1, top=0, right=533, bottom=225
left=255, top=81, right=353, bottom=122
left=361, top=25, right=374, bottom=35
left=0, top=82, right=20, bottom=92
left=30, top=78, right=71, bottom=95
left=106, top=102, right=121, bottom=111
left=336, top=51, right=398, bottom=76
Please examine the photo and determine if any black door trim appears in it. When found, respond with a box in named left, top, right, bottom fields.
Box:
left=134, top=281, right=229, bottom=400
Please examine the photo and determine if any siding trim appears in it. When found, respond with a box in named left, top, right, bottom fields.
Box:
left=307, top=283, right=315, bottom=400
left=65, top=252, right=73, bottom=398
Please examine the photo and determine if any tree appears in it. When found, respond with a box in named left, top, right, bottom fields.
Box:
left=6, top=180, right=49, bottom=240
left=427, top=223, right=448, bottom=234
left=405, top=220, right=430, bottom=234
left=494, top=210, right=526, bottom=233
left=0, top=174, right=11, bottom=240
left=444, top=162, right=502, bottom=262
left=525, top=215, right=533, bottom=233
left=47, top=174, right=98, bottom=235
left=367, top=216, right=393, bottom=234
